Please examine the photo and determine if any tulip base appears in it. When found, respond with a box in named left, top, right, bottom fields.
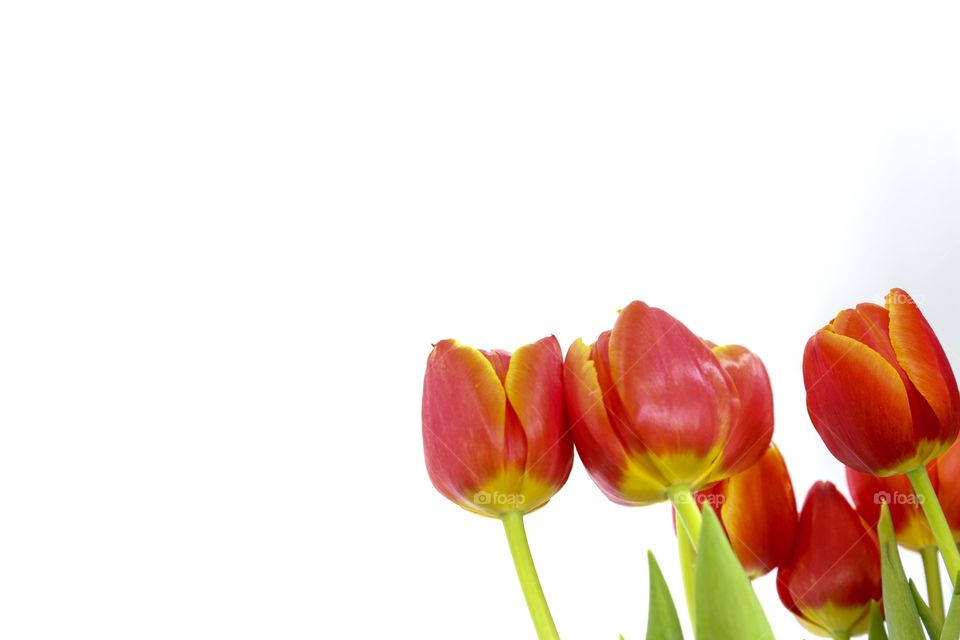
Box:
left=907, top=466, right=960, bottom=585
left=501, top=510, right=560, bottom=640
left=668, top=485, right=703, bottom=545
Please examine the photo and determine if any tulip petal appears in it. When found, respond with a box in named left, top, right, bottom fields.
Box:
left=479, top=348, right=512, bottom=384
left=565, top=339, right=666, bottom=503
left=886, top=288, right=960, bottom=433
left=422, top=340, right=505, bottom=505
left=777, top=482, right=881, bottom=634
left=505, top=336, right=572, bottom=494
left=803, top=330, right=918, bottom=474
left=476, top=349, right=528, bottom=482
left=846, top=464, right=937, bottom=551
left=719, top=445, right=797, bottom=578
left=936, top=440, right=960, bottom=539
left=591, top=331, right=660, bottom=456
left=710, top=344, right=774, bottom=478
left=564, top=339, right=628, bottom=485
left=831, top=304, right=899, bottom=366
left=832, top=302, right=942, bottom=448
left=608, top=301, right=738, bottom=484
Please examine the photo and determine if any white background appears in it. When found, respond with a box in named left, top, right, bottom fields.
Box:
left=2, top=2, right=959, bottom=639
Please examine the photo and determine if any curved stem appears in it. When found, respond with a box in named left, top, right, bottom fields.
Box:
left=908, top=466, right=960, bottom=584
left=675, top=509, right=697, bottom=625
left=668, top=485, right=702, bottom=548
left=921, top=545, right=945, bottom=625
left=501, top=511, right=560, bottom=640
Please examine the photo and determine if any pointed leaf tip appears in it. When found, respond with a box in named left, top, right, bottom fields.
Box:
left=694, top=505, right=773, bottom=639
left=941, top=573, right=960, bottom=640
left=908, top=578, right=942, bottom=639
left=868, top=601, right=888, bottom=640
left=645, top=551, right=683, bottom=640
left=878, top=504, right=926, bottom=640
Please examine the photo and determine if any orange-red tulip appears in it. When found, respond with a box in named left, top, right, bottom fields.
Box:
left=846, top=464, right=938, bottom=551
left=803, top=288, right=960, bottom=475
left=422, top=337, right=573, bottom=517
left=935, top=438, right=960, bottom=541
left=695, top=444, right=798, bottom=578
left=777, top=481, right=881, bottom=637
left=564, top=300, right=773, bottom=505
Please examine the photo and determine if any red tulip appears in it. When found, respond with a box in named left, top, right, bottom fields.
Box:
left=422, top=337, right=572, bottom=516
left=935, top=438, right=960, bottom=541
left=846, top=464, right=938, bottom=551
left=564, top=300, right=773, bottom=505
left=777, top=482, right=881, bottom=637
left=695, top=444, right=798, bottom=578
left=803, top=288, right=960, bottom=475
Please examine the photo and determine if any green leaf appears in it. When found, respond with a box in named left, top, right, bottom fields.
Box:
left=694, top=505, right=773, bottom=640
left=878, top=504, right=925, bottom=640
left=646, top=551, right=683, bottom=640
left=908, top=578, right=942, bottom=639
left=941, top=574, right=960, bottom=640
left=868, top=601, right=888, bottom=640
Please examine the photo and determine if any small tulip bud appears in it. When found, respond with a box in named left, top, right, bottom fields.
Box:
left=777, top=482, right=881, bottom=637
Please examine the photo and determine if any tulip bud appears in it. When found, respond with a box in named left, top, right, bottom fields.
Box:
left=777, top=482, right=881, bottom=637
left=564, top=300, right=772, bottom=505
left=803, top=288, right=960, bottom=475
left=935, top=438, right=960, bottom=541
left=846, top=464, right=938, bottom=551
left=695, top=444, right=798, bottom=578
left=422, top=337, right=573, bottom=517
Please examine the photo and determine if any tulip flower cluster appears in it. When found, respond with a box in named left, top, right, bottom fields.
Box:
left=422, top=288, right=960, bottom=640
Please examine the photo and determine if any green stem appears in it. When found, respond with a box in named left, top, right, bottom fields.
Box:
left=668, top=485, right=702, bottom=548
left=501, top=511, right=560, bottom=640
left=908, top=466, right=960, bottom=585
left=668, top=485, right=701, bottom=627
left=921, top=545, right=945, bottom=625
left=675, top=509, right=697, bottom=624
left=830, top=631, right=851, bottom=640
